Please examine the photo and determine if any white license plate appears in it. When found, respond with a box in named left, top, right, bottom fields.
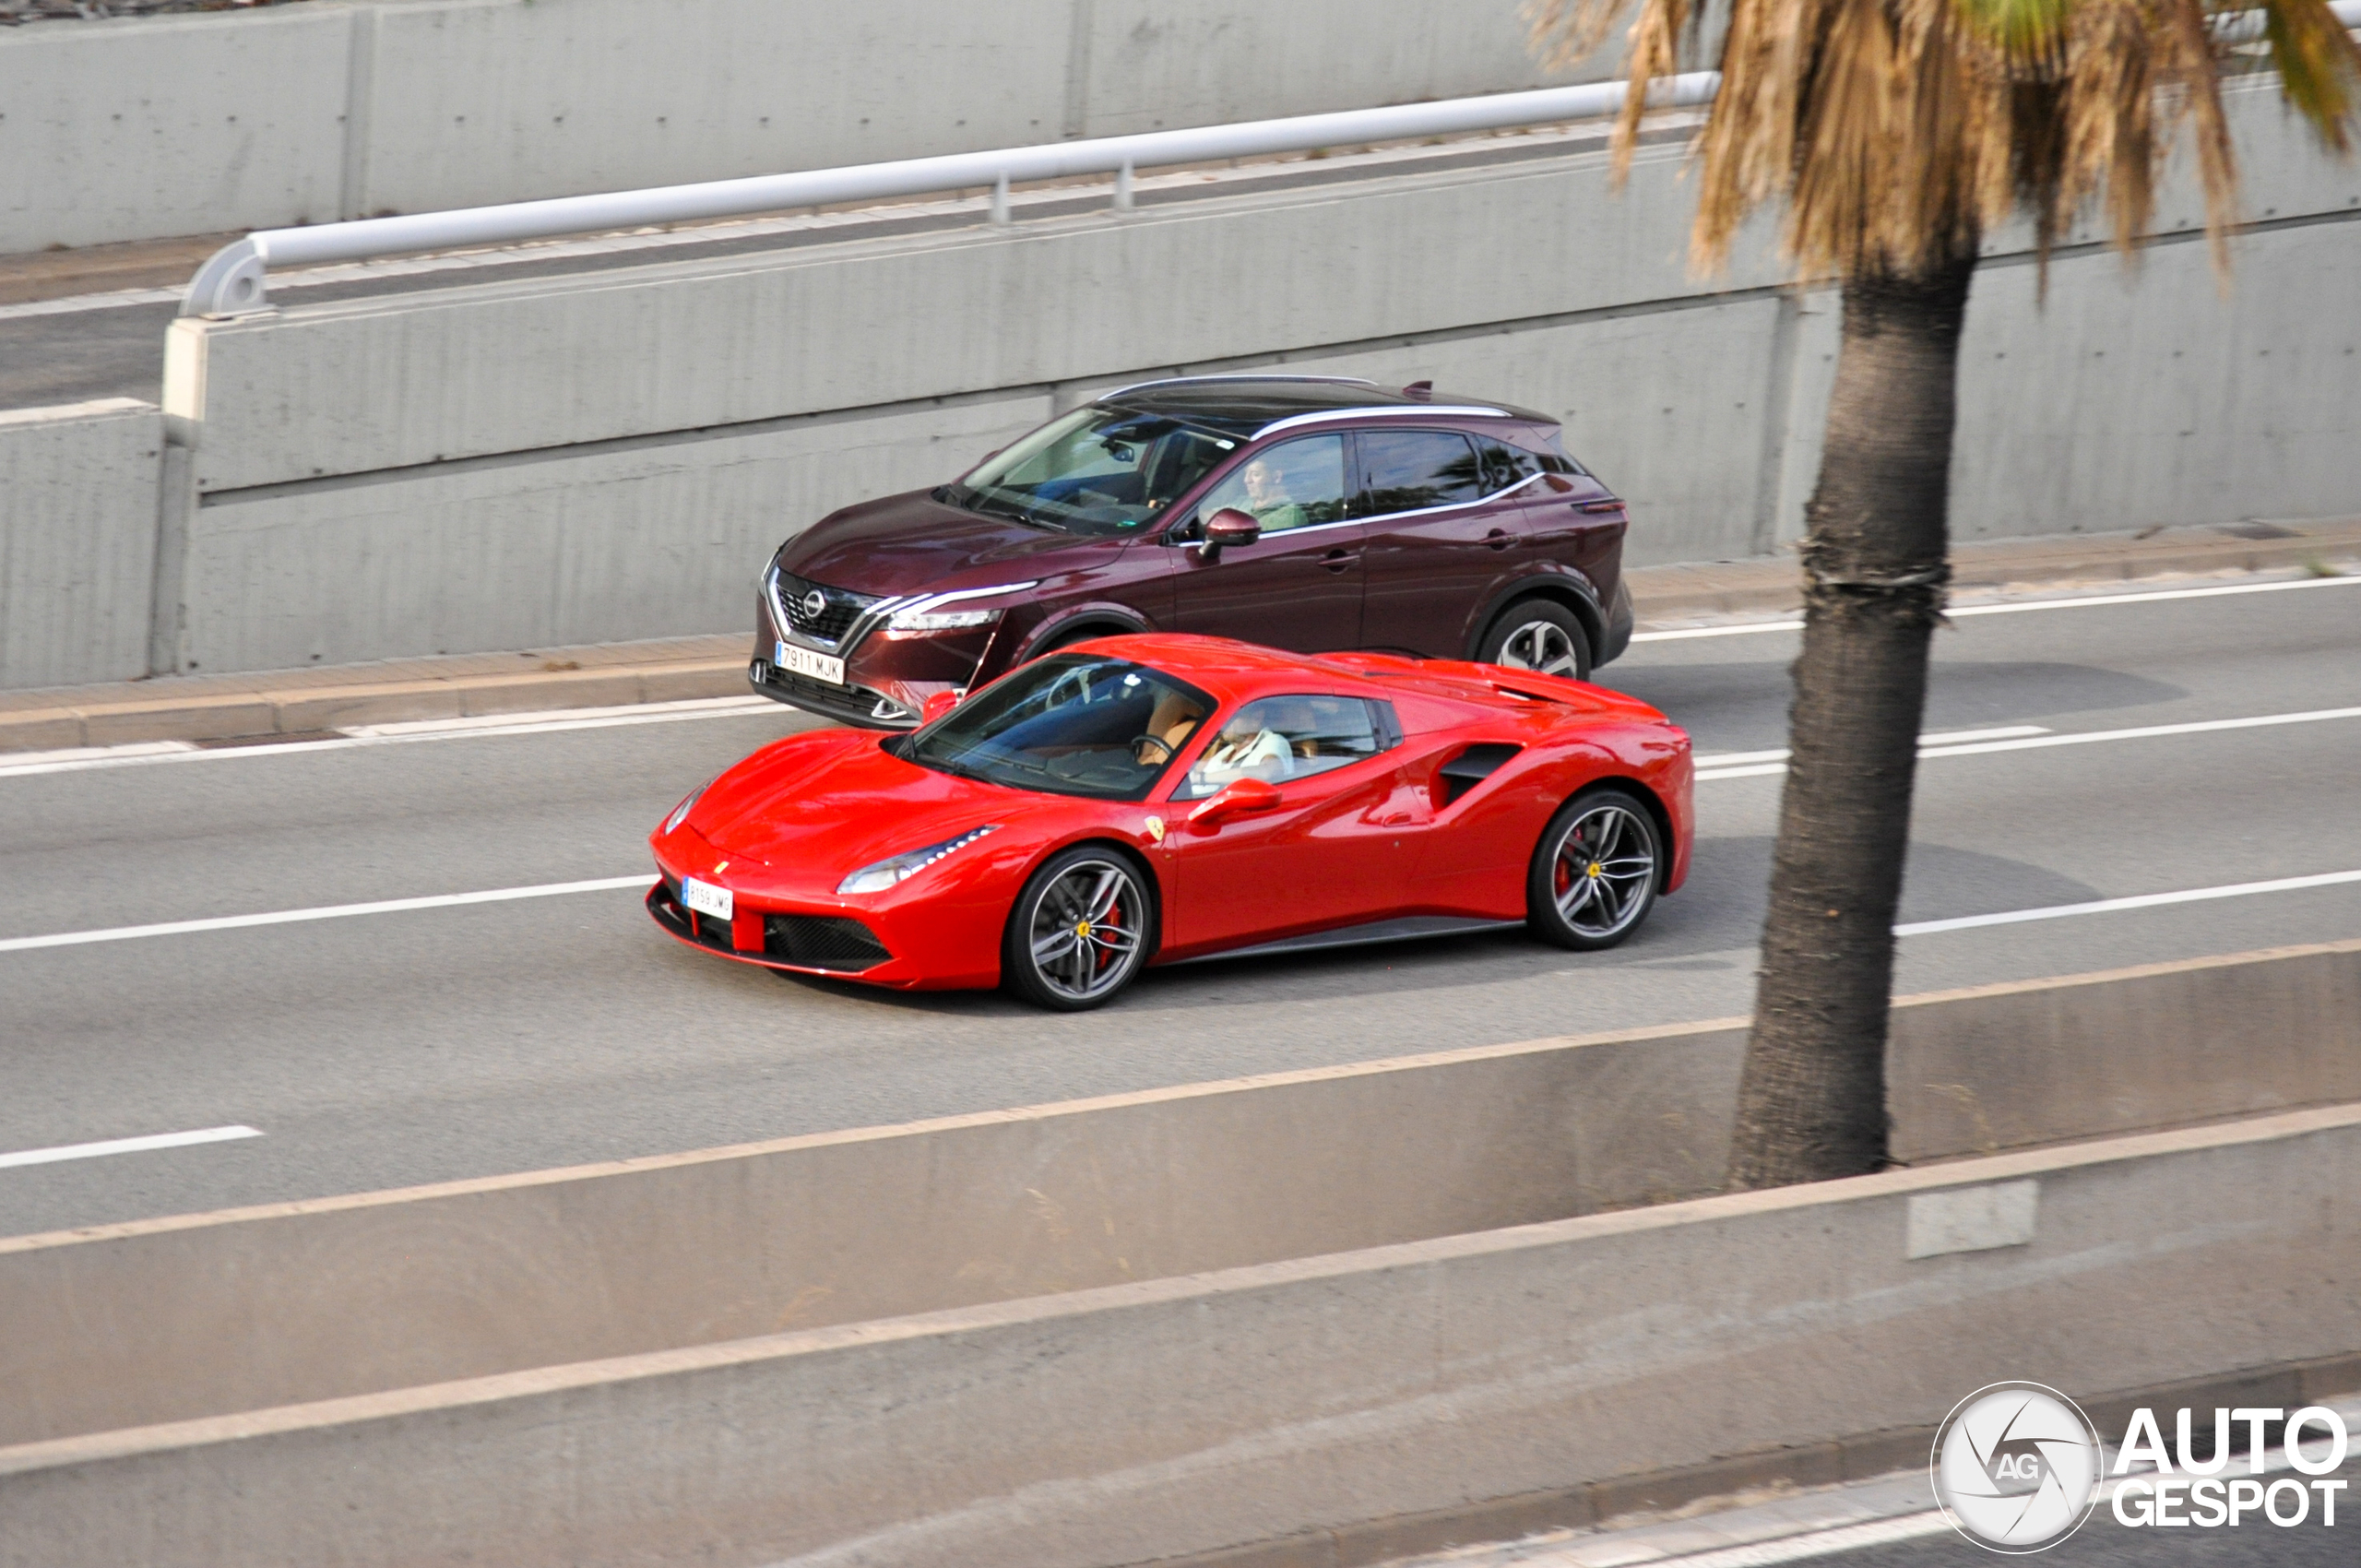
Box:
left=774, top=639, right=847, bottom=687
left=681, top=876, right=733, bottom=921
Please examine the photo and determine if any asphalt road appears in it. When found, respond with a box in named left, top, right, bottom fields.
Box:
left=3, top=573, right=2358, bottom=1238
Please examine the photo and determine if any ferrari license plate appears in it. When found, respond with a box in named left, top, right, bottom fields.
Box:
left=774, top=640, right=847, bottom=688
left=681, top=877, right=733, bottom=921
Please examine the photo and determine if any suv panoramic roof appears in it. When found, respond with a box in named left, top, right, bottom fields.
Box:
left=1097, top=375, right=1554, bottom=435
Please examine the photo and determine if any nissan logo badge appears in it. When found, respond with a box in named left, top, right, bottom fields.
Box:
left=801, top=589, right=827, bottom=619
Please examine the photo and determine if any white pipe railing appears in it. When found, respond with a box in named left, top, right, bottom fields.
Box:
left=180, top=73, right=1720, bottom=317
left=178, top=0, right=2358, bottom=318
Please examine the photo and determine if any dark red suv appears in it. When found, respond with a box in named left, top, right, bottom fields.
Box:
left=749, top=376, right=1632, bottom=728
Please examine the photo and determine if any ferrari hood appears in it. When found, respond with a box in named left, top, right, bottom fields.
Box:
left=678, top=729, right=1041, bottom=875
left=777, top=489, right=1130, bottom=598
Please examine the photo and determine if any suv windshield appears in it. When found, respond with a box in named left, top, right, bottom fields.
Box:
left=948, top=406, right=1239, bottom=535
left=896, top=654, right=1216, bottom=800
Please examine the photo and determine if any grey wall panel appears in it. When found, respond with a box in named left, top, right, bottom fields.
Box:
left=0, top=400, right=162, bottom=691
left=0, top=10, right=350, bottom=254
left=179, top=394, right=1049, bottom=671
left=0, top=0, right=1615, bottom=255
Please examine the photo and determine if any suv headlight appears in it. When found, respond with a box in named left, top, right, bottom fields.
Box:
left=888, top=606, right=1001, bottom=631
left=837, top=825, right=1003, bottom=894
left=884, top=581, right=1040, bottom=633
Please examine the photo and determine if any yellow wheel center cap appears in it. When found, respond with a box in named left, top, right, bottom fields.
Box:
left=1076, top=921, right=1093, bottom=939
left=1586, top=862, right=1603, bottom=878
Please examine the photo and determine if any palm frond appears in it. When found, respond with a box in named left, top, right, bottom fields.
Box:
left=1527, top=0, right=2361, bottom=286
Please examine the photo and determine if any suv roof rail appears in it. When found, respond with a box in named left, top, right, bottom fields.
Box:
left=1097, top=374, right=1382, bottom=399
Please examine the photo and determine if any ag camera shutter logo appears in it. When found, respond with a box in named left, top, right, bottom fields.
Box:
left=1931, top=1383, right=2103, bottom=1552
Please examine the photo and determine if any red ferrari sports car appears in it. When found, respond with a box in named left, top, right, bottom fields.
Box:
left=648, top=635, right=1691, bottom=1010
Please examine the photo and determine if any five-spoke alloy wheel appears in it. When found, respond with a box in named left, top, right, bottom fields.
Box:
left=1003, top=846, right=1156, bottom=1009
left=1525, top=788, right=1662, bottom=950
left=1477, top=600, right=1592, bottom=682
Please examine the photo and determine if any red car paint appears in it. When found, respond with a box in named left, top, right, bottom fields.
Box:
left=650, top=634, right=1691, bottom=996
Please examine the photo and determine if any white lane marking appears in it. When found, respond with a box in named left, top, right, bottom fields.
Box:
left=0, top=875, right=652, bottom=955
left=0, top=695, right=782, bottom=779
left=1898, top=868, right=2361, bottom=936
left=1554, top=1510, right=1957, bottom=1567
left=1695, top=705, right=2361, bottom=780
left=1632, top=568, right=2361, bottom=641
left=0, top=1123, right=262, bottom=1171
left=1693, top=725, right=2047, bottom=769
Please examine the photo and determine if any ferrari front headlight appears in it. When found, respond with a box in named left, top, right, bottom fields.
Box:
left=663, top=778, right=715, bottom=836
left=836, top=825, right=1003, bottom=895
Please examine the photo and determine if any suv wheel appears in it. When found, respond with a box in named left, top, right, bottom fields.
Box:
left=1478, top=600, right=1591, bottom=682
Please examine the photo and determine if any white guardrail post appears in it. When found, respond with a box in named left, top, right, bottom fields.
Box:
left=178, top=73, right=1722, bottom=317
left=176, top=0, right=2361, bottom=318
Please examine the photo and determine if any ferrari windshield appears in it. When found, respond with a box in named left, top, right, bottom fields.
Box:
left=947, top=406, right=1240, bottom=535
left=896, top=654, right=1215, bottom=801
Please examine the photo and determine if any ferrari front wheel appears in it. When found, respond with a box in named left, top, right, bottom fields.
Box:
left=1526, top=789, right=1661, bottom=950
left=1003, top=847, right=1155, bottom=1010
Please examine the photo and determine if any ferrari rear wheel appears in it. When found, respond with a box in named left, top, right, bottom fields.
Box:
left=1526, top=789, right=1661, bottom=950
left=1003, top=846, right=1155, bottom=1010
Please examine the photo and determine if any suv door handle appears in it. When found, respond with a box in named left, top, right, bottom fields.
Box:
left=1484, top=528, right=1514, bottom=551
left=1320, top=548, right=1355, bottom=573
left=1574, top=499, right=1624, bottom=515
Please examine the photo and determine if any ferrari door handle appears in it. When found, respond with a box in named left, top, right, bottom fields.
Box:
left=1320, top=548, right=1355, bottom=573
left=1484, top=529, right=1514, bottom=551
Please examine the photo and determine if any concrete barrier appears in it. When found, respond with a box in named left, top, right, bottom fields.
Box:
left=0, top=0, right=1615, bottom=255
left=4, top=1102, right=2355, bottom=1568
left=0, top=398, right=163, bottom=690
left=5, top=937, right=2354, bottom=1450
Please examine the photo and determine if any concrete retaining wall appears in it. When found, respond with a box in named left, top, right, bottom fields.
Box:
left=5, top=937, right=2353, bottom=1449
left=0, top=0, right=1613, bottom=255
left=0, top=398, right=163, bottom=690
left=5, top=1103, right=2355, bottom=1568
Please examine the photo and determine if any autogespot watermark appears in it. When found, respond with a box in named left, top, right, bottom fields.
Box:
left=1930, top=1382, right=2352, bottom=1552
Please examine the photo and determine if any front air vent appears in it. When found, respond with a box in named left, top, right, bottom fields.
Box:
left=1437, top=743, right=1521, bottom=806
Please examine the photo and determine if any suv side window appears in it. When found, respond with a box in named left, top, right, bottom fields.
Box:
left=1475, top=438, right=1543, bottom=493
left=1173, top=695, right=1401, bottom=799
left=1359, top=429, right=1484, bottom=515
left=1189, top=434, right=1352, bottom=535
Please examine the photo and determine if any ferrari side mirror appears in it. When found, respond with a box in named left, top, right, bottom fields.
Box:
left=919, top=690, right=962, bottom=725
left=1199, top=507, right=1262, bottom=561
left=1185, top=777, right=1281, bottom=830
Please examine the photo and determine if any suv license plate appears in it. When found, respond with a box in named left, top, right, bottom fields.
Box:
left=774, top=640, right=847, bottom=687
left=681, top=877, right=732, bottom=921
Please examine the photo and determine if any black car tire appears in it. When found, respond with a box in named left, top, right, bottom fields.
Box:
left=1003, top=845, right=1157, bottom=1010
left=1525, top=788, right=1662, bottom=951
left=1478, top=599, right=1592, bottom=683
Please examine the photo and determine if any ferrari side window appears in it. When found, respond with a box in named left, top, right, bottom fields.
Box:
left=1174, top=695, right=1396, bottom=799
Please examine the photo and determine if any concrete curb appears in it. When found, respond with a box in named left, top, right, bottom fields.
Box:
left=3, top=518, right=2354, bottom=753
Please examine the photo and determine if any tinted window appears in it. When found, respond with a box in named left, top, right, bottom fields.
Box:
left=1173, top=695, right=1398, bottom=800
left=956, top=407, right=1240, bottom=535
left=899, top=654, right=1215, bottom=801
left=1476, top=439, right=1543, bottom=492
left=1191, top=435, right=1352, bottom=534
left=1360, top=430, right=1484, bottom=514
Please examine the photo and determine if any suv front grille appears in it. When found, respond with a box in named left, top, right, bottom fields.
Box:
left=772, top=569, right=883, bottom=646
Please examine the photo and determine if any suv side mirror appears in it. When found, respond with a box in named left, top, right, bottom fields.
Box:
left=919, top=690, right=962, bottom=726
left=1185, top=777, right=1281, bottom=829
left=1199, top=507, right=1262, bottom=561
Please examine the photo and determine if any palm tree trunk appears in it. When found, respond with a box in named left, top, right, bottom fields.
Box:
left=1725, top=249, right=1978, bottom=1191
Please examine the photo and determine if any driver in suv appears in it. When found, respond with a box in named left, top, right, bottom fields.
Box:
left=748, top=375, right=1632, bottom=728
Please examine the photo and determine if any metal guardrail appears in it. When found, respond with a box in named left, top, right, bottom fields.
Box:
left=179, top=72, right=1722, bottom=317
left=178, top=0, right=2359, bottom=319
